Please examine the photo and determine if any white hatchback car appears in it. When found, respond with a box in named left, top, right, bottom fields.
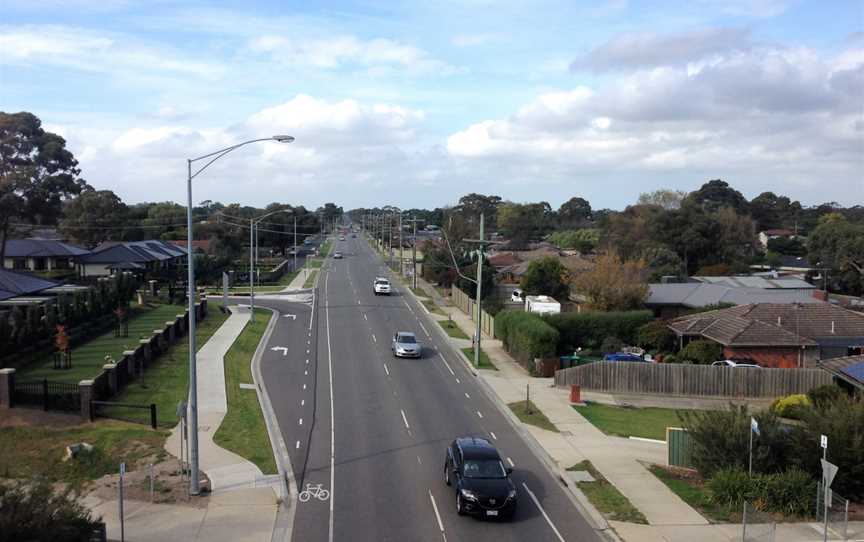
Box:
left=373, top=277, right=391, bottom=295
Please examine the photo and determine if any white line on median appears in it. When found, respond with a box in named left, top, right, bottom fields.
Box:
left=507, top=457, right=515, bottom=468
left=400, top=409, right=410, bottom=429
left=429, top=491, right=446, bottom=541
left=325, top=268, right=336, bottom=542
left=384, top=363, right=390, bottom=376
left=522, top=482, right=565, bottom=542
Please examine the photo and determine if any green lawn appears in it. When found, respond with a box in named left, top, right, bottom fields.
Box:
left=303, top=270, right=318, bottom=289
left=573, top=403, right=689, bottom=441
left=438, top=319, right=469, bottom=339
left=422, top=299, right=446, bottom=316
left=307, top=259, right=323, bottom=269
left=214, top=309, right=276, bottom=474
left=319, top=240, right=332, bottom=258
left=508, top=400, right=558, bottom=432
left=460, top=347, right=498, bottom=370
left=18, top=303, right=185, bottom=384
left=648, top=465, right=732, bottom=522
left=109, top=308, right=230, bottom=428
left=568, top=461, right=648, bottom=524
left=0, top=420, right=169, bottom=488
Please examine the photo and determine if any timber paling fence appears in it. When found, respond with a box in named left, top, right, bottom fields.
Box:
left=554, top=361, right=833, bottom=398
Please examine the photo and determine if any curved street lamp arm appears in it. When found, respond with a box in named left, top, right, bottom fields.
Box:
left=189, top=137, right=288, bottom=180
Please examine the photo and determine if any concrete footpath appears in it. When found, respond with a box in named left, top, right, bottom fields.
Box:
left=86, top=306, right=281, bottom=542
left=410, top=277, right=864, bottom=542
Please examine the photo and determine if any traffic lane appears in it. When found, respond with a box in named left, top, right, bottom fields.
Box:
left=323, top=259, right=443, bottom=542
left=355, top=241, right=601, bottom=541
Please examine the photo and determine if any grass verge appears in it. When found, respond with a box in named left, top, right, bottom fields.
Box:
left=422, top=299, right=446, bottom=316
left=110, top=308, right=230, bottom=428
left=648, top=464, right=732, bottom=522
left=307, top=259, right=323, bottom=269
left=319, top=240, right=332, bottom=258
left=214, top=309, right=276, bottom=474
left=438, top=319, right=469, bottom=339
left=460, top=347, right=498, bottom=370
left=508, top=400, right=558, bottom=432
left=0, top=420, right=169, bottom=488
left=573, top=403, right=690, bottom=441
left=303, top=270, right=318, bottom=289
left=568, top=461, right=648, bottom=524
left=19, top=303, right=183, bottom=383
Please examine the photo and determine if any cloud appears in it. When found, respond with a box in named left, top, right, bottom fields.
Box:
left=451, top=33, right=494, bottom=47
left=246, top=34, right=459, bottom=75
left=571, top=27, right=753, bottom=72
left=696, top=0, right=792, bottom=18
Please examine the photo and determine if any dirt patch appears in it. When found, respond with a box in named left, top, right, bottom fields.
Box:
left=0, top=407, right=84, bottom=428
left=88, top=457, right=210, bottom=508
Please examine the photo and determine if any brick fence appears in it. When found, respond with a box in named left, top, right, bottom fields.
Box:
left=0, top=299, right=208, bottom=422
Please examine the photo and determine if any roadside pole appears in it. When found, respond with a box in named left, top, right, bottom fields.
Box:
left=293, top=217, right=297, bottom=278
left=250, top=218, right=255, bottom=322
left=399, top=212, right=404, bottom=278
left=119, top=462, right=126, bottom=542
left=461, top=213, right=493, bottom=369
left=412, top=217, right=418, bottom=290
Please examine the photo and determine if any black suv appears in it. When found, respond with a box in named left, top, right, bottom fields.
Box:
left=444, top=437, right=517, bottom=519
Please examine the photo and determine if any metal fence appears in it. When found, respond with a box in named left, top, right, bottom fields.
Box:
left=554, top=361, right=833, bottom=398
left=13, top=379, right=81, bottom=412
left=742, top=501, right=776, bottom=542
left=91, top=400, right=157, bottom=429
left=816, top=481, right=851, bottom=541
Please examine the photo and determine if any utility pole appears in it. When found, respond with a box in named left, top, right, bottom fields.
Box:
left=293, top=216, right=297, bottom=275
left=249, top=217, right=255, bottom=321
left=405, top=217, right=423, bottom=289
left=399, top=212, right=404, bottom=277
left=463, top=213, right=493, bottom=369
left=388, top=212, right=394, bottom=269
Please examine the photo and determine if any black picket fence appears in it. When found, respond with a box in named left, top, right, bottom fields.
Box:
left=91, top=400, right=157, bottom=429
left=13, top=379, right=81, bottom=412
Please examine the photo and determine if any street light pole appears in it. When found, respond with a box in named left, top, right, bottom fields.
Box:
left=293, top=216, right=297, bottom=277
left=462, top=213, right=493, bottom=369
left=249, top=217, right=255, bottom=322
left=185, top=135, right=293, bottom=496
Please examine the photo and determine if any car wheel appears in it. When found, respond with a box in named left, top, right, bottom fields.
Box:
left=444, top=465, right=451, bottom=486
left=456, top=494, right=465, bottom=516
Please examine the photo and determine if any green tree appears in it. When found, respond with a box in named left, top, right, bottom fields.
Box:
left=750, top=191, right=802, bottom=231
left=767, top=236, right=806, bottom=256
left=0, top=112, right=89, bottom=261
left=59, top=189, right=129, bottom=246
left=572, top=252, right=649, bottom=311
left=684, top=179, right=749, bottom=215
left=548, top=229, right=600, bottom=252
left=0, top=478, right=103, bottom=541
left=807, top=213, right=864, bottom=295
left=637, top=188, right=687, bottom=210
left=520, top=257, right=570, bottom=300
left=557, top=196, right=592, bottom=228
left=498, top=201, right=554, bottom=248
left=455, top=193, right=502, bottom=232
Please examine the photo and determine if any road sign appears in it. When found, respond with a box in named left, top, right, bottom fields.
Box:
left=820, top=434, right=828, bottom=449
left=821, top=459, right=839, bottom=488
left=270, top=346, right=289, bottom=356
left=750, top=417, right=760, bottom=435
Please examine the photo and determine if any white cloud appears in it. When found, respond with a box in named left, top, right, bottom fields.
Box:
left=696, top=0, right=792, bottom=18
left=451, top=33, right=494, bottom=47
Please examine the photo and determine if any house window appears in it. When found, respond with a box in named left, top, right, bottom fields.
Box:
left=54, top=258, right=70, bottom=269
left=13, top=258, right=26, bottom=270
left=33, top=257, right=47, bottom=270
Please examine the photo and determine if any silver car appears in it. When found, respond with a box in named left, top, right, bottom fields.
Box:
left=392, top=332, right=422, bottom=358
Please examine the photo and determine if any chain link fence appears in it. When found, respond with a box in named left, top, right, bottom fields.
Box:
left=742, top=501, right=776, bottom=542
left=816, top=481, right=851, bottom=541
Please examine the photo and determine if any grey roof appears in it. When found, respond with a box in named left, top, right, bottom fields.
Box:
left=647, top=283, right=824, bottom=308
left=0, top=268, right=61, bottom=302
left=818, top=355, right=864, bottom=389
left=81, top=240, right=186, bottom=265
left=692, top=275, right=815, bottom=289
left=3, top=239, right=90, bottom=258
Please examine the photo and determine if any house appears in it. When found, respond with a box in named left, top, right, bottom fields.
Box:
left=2, top=239, right=90, bottom=273
left=646, top=283, right=825, bottom=319
left=0, top=268, right=60, bottom=303
left=668, top=303, right=864, bottom=368
left=78, top=240, right=187, bottom=278
left=169, top=240, right=213, bottom=255
left=818, top=355, right=864, bottom=391
left=757, top=229, right=795, bottom=250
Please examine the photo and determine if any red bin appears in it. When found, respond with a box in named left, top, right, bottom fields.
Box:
left=570, top=385, right=581, bottom=404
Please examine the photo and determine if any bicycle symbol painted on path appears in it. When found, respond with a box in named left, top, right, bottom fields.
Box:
left=299, top=483, right=330, bottom=503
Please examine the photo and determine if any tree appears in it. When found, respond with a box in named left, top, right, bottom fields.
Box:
left=557, top=196, right=592, bottom=228
left=637, top=188, right=687, bottom=210
left=750, top=191, right=802, bottom=231
left=520, top=257, right=570, bottom=300
left=807, top=213, right=864, bottom=295
left=59, top=189, right=129, bottom=246
left=0, top=112, right=89, bottom=260
left=572, top=252, right=648, bottom=311
left=603, top=204, right=663, bottom=260
left=0, top=478, right=103, bottom=541
left=548, top=229, right=600, bottom=253
left=767, top=236, right=806, bottom=256
left=684, top=179, right=749, bottom=215
left=455, top=193, right=501, bottom=231
left=498, top=201, right=554, bottom=248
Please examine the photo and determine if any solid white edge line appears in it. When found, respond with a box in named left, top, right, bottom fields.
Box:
left=325, top=271, right=336, bottom=542
left=400, top=409, right=410, bottom=429
left=384, top=363, right=390, bottom=376
left=522, top=482, right=565, bottom=542
left=440, top=357, right=455, bottom=376
left=309, top=289, right=316, bottom=332
left=429, top=490, right=446, bottom=536
left=418, top=321, right=430, bottom=337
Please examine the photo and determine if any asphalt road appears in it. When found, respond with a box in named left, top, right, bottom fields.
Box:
left=258, top=234, right=603, bottom=542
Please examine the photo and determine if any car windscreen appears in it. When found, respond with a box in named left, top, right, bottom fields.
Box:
left=376, top=280, right=389, bottom=285
left=462, top=459, right=506, bottom=479
left=398, top=335, right=416, bottom=343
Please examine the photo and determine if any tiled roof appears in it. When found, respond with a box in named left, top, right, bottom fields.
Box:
left=669, top=303, right=864, bottom=347
left=0, top=268, right=60, bottom=302
left=3, top=239, right=90, bottom=258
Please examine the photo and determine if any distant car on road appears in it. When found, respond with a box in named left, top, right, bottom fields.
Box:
left=445, top=437, right=517, bottom=519
left=373, top=277, right=391, bottom=295
left=351, top=233, right=356, bottom=238
left=391, top=331, right=422, bottom=358
left=339, top=236, right=346, bottom=241
left=333, top=251, right=343, bottom=259
left=712, top=360, right=761, bottom=368
left=603, top=352, right=647, bottom=362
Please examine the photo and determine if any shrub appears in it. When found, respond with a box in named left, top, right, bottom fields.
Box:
left=806, top=384, right=845, bottom=409
left=544, top=310, right=653, bottom=353
left=636, top=319, right=676, bottom=353
left=707, top=467, right=815, bottom=517
left=707, top=467, right=752, bottom=508
left=494, top=310, right=559, bottom=365
left=680, top=340, right=723, bottom=364
left=0, top=478, right=102, bottom=540
left=770, top=394, right=811, bottom=420
left=600, top=336, right=623, bottom=354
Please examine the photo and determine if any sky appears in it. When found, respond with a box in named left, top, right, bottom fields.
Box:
left=2, top=0, right=862, bottom=211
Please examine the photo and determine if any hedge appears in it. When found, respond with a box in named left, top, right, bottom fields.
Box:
left=708, top=466, right=815, bottom=517
left=495, top=310, right=559, bottom=367
left=543, top=310, right=653, bottom=354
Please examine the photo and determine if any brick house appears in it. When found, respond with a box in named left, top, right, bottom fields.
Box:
left=667, top=303, right=864, bottom=368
